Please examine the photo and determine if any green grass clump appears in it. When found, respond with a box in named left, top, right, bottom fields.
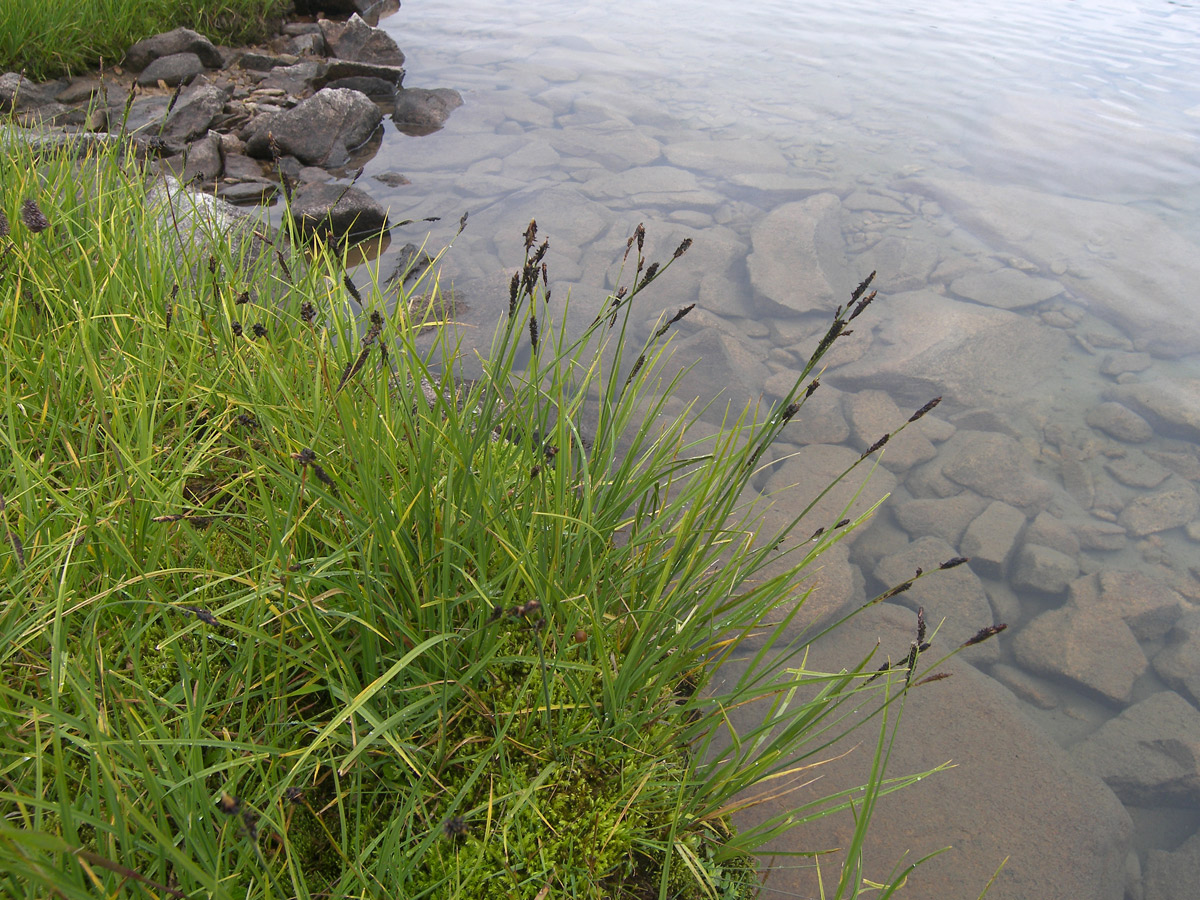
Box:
left=0, top=0, right=291, bottom=81
left=0, top=132, right=965, bottom=899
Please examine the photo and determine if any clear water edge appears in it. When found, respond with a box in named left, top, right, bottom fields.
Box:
left=337, top=1, right=1200, bottom=896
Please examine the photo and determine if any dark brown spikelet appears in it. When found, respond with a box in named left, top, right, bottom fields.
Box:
left=235, top=290, right=250, bottom=305
left=528, top=314, right=539, bottom=351
left=218, top=794, right=241, bottom=816
left=236, top=413, right=258, bottom=429
left=165, top=284, right=177, bottom=330
left=781, top=401, right=800, bottom=424
left=208, top=254, right=218, bottom=275
left=808, top=526, right=825, bottom=541
left=183, top=605, right=218, bottom=625
left=363, top=310, right=384, bottom=346
left=166, top=81, right=184, bottom=116
left=673, top=237, right=693, bottom=259
left=443, top=816, right=469, bottom=842
left=343, top=273, right=363, bottom=305
left=916, top=606, right=927, bottom=644
left=275, top=250, right=293, bottom=283
left=300, top=300, right=316, bottom=323
left=635, top=223, right=645, bottom=254
left=861, top=433, right=890, bottom=459
left=231, top=321, right=243, bottom=337
left=939, top=556, right=970, bottom=570
left=915, top=672, right=952, bottom=688
left=311, top=463, right=338, bottom=494
left=847, top=289, right=876, bottom=322
left=252, top=322, right=267, bottom=339
left=877, top=578, right=915, bottom=602
left=532, top=239, right=549, bottom=266
left=524, top=218, right=537, bottom=251
left=835, top=518, right=851, bottom=529
left=457, top=210, right=469, bottom=234
left=624, top=353, right=646, bottom=387
left=851, top=270, right=876, bottom=303
left=805, top=379, right=821, bottom=398
left=0, top=209, right=9, bottom=239
left=908, top=396, right=942, bottom=423
left=20, top=199, right=49, bottom=233
left=961, top=623, right=1008, bottom=648
left=509, top=272, right=520, bottom=316
left=638, top=261, right=660, bottom=290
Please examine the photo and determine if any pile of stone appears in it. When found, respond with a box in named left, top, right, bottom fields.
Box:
left=0, top=0, right=462, bottom=241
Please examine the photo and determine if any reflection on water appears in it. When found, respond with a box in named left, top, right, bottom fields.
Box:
left=358, top=0, right=1200, bottom=896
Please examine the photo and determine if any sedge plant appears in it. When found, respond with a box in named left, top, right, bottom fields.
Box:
left=0, top=128, right=998, bottom=900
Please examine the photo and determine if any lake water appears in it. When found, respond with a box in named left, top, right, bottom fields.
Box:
left=359, top=1, right=1200, bottom=897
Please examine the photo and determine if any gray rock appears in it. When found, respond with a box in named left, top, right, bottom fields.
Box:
left=1119, top=481, right=1200, bottom=536
left=873, top=535, right=998, bottom=660
left=1012, top=543, right=1078, bottom=595
left=1145, top=829, right=1200, bottom=900
left=0, top=72, right=62, bottom=113
left=137, top=52, right=205, bottom=88
left=831, top=289, right=1071, bottom=408
left=258, top=61, right=324, bottom=95
left=1152, top=611, right=1200, bottom=707
left=902, top=176, right=1200, bottom=356
left=852, top=235, right=940, bottom=293
left=990, top=662, right=1059, bottom=709
left=1087, top=401, right=1154, bottom=443
left=160, top=82, right=230, bottom=146
left=125, top=28, right=222, bottom=72
left=1026, top=511, right=1081, bottom=557
left=950, top=266, right=1063, bottom=310
left=238, top=51, right=300, bottom=72
left=319, top=13, right=405, bottom=66
left=661, top=138, right=788, bottom=174
left=325, top=76, right=398, bottom=100
left=842, top=389, right=938, bottom=472
left=961, top=500, right=1027, bottom=577
left=761, top=384, right=849, bottom=446
left=747, top=193, right=847, bottom=315
left=217, top=180, right=279, bottom=204
left=290, top=181, right=388, bottom=240
left=146, top=175, right=274, bottom=276
left=221, top=153, right=266, bottom=181
left=1075, top=691, right=1200, bottom=806
left=734, top=604, right=1132, bottom=900
left=893, top=492, right=989, bottom=545
left=1076, top=520, right=1128, bottom=552
left=1104, top=450, right=1170, bottom=489
left=319, top=58, right=405, bottom=88
left=1100, top=351, right=1152, bottom=377
left=245, top=88, right=382, bottom=167
left=1013, top=605, right=1147, bottom=705
left=393, top=87, right=463, bottom=133
left=939, top=430, right=1055, bottom=515
left=296, top=0, right=399, bottom=21
left=0, top=123, right=122, bottom=158
left=1109, top=379, right=1200, bottom=441
left=180, top=131, right=223, bottom=184
left=760, top=443, right=897, bottom=540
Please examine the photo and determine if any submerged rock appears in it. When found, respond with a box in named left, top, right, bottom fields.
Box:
left=728, top=604, right=1132, bottom=900
left=1075, top=690, right=1200, bottom=806
left=747, top=193, right=847, bottom=315
left=393, top=87, right=463, bottom=134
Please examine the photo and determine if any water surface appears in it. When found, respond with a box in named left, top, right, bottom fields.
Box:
left=359, top=1, right=1200, bottom=896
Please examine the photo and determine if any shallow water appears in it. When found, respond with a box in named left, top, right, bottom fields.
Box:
left=358, top=1, right=1200, bottom=896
